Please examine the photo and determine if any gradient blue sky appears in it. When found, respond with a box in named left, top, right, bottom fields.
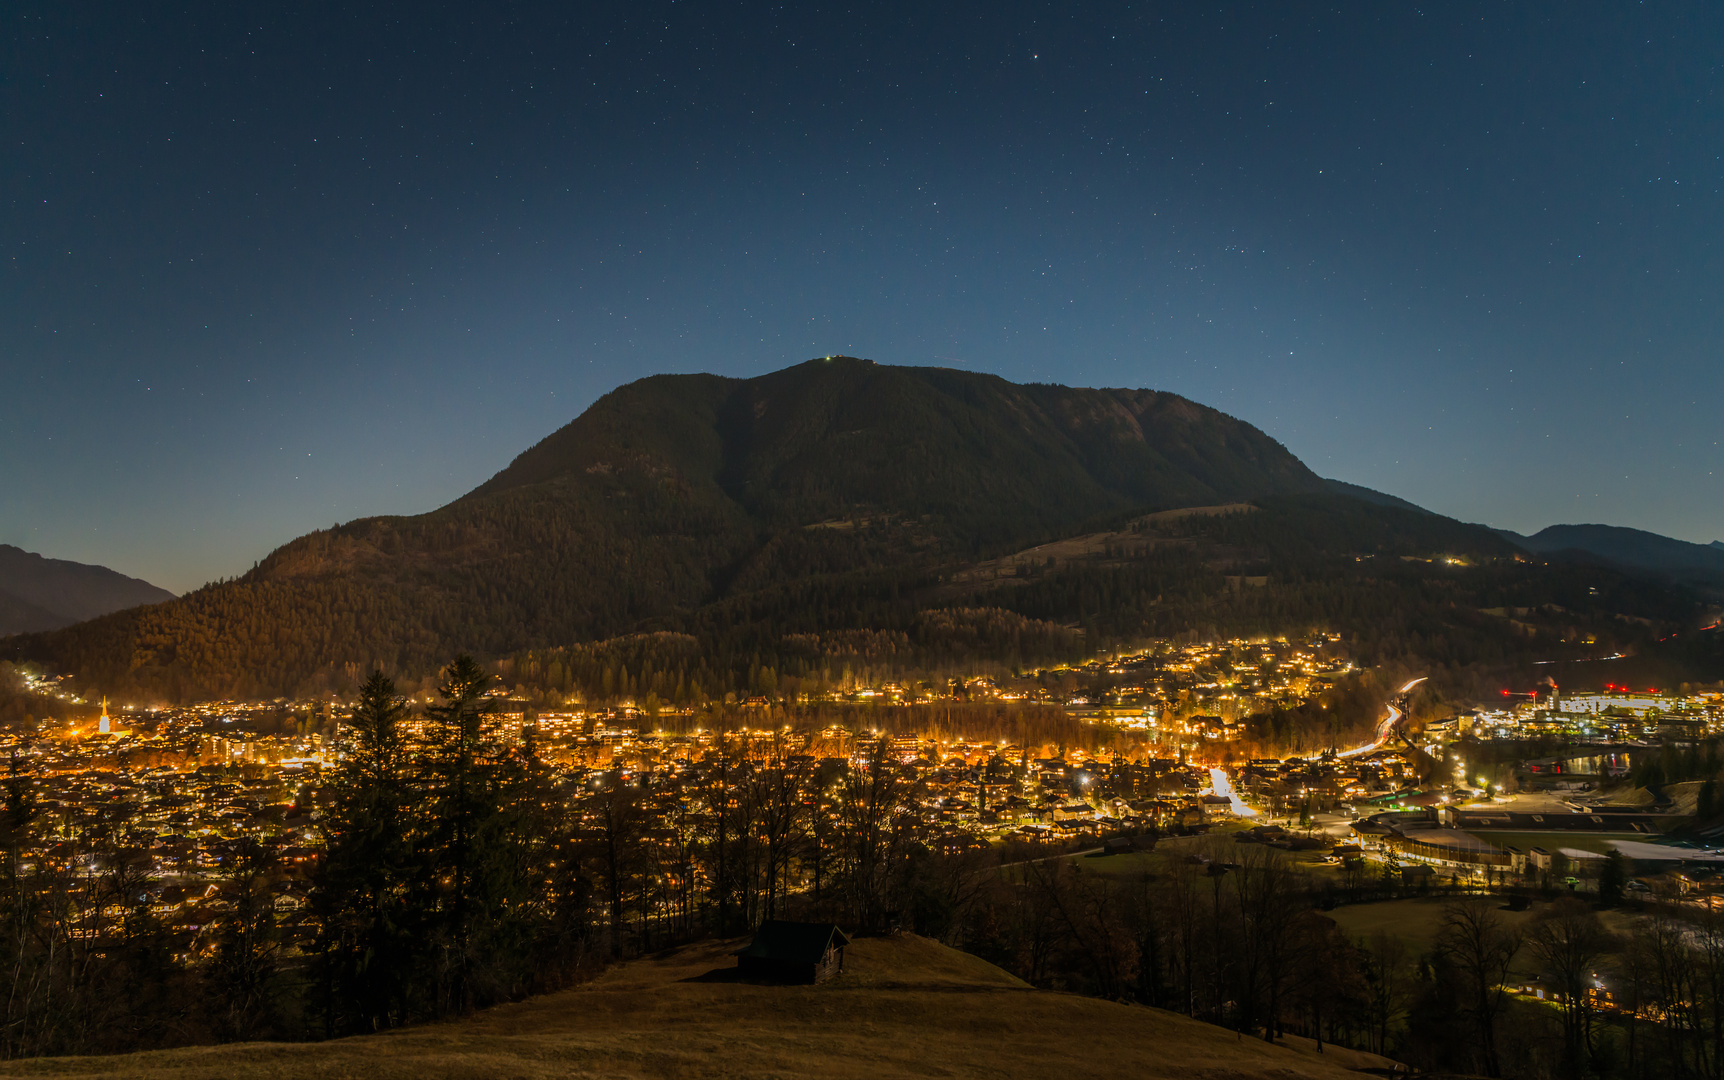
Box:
left=5, top=2, right=1721, bottom=594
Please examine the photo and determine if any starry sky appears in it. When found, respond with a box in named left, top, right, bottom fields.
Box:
left=5, top=2, right=1721, bottom=594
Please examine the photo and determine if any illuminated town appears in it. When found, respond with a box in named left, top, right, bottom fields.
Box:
left=9, top=632, right=1724, bottom=972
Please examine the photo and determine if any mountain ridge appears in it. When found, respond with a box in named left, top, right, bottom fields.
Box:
left=5, top=359, right=1719, bottom=702
left=1496, top=522, right=1724, bottom=586
left=1321, top=478, right=1433, bottom=516
left=3, top=359, right=1338, bottom=698
left=470, top=358, right=1327, bottom=524
left=0, top=546, right=175, bottom=636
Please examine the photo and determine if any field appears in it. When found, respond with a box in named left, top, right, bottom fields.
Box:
left=1327, top=896, right=1640, bottom=959
left=0, top=934, right=1399, bottom=1080
left=1072, top=848, right=1166, bottom=877
left=1071, top=827, right=1350, bottom=884
left=1326, top=896, right=1530, bottom=954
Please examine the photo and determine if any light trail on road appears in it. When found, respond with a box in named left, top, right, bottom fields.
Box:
left=1207, top=767, right=1257, bottom=817
left=1335, top=677, right=1427, bottom=758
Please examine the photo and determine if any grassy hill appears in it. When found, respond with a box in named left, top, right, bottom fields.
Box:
left=0, top=934, right=1397, bottom=1080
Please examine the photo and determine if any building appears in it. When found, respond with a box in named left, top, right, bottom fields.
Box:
left=734, top=921, right=851, bottom=984
left=1401, top=864, right=1436, bottom=886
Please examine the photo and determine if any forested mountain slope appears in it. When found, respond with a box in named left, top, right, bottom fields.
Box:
left=1, top=359, right=1333, bottom=699
left=6, top=358, right=1721, bottom=703
left=1499, top=522, right=1724, bottom=589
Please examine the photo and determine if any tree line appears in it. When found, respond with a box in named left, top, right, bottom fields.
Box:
left=0, top=656, right=1023, bottom=1054
left=9, top=487, right=1715, bottom=708
left=907, top=839, right=1724, bottom=1080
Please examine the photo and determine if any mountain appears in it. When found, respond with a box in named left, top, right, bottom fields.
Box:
left=0, top=546, right=175, bottom=635
left=2, top=359, right=1336, bottom=696
left=1500, top=523, right=1724, bottom=585
left=0, top=592, right=66, bottom=639
left=5, top=358, right=1717, bottom=701
left=0, top=933, right=1393, bottom=1080
left=1321, top=478, right=1433, bottom=515
left=469, top=357, right=1325, bottom=526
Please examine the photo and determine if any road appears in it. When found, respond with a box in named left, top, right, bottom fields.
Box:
left=1207, top=766, right=1258, bottom=817
left=1335, top=676, right=1427, bottom=758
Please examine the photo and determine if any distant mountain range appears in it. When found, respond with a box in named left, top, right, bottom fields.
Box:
left=4, top=357, right=1719, bottom=700
left=0, top=546, right=175, bottom=635
left=1493, top=523, right=1724, bottom=587
left=1320, top=482, right=1724, bottom=588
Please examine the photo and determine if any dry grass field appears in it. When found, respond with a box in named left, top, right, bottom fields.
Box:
left=1326, top=896, right=1532, bottom=954
left=0, top=934, right=1399, bottom=1080
left=1327, top=895, right=1641, bottom=958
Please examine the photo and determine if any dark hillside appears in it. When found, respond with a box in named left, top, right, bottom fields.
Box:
left=1321, top=477, right=1433, bottom=516
left=631, top=492, right=1715, bottom=711
left=0, top=590, right=69, bottom=637
left=0, top=934, right=1395, bottom=1080
left=1507, top=523, right=1724, bottom=589
left=7, top=360, right=1718, bottom=703
left=475, top=357, right=1324, bottom=538
left=0, top=546, right=175, bottom=635
left=2, top=360, right=1330, bottom=699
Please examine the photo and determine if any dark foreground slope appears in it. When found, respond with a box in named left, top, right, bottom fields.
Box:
left=0, top=935, right=1394, bottom=1080
left=3, top=359, right=1328, bottom=698
left=0, top=546, right=175, bottom=635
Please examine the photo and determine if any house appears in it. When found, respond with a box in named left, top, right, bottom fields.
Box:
left=1401, top=864, right=1436, bottom=886
left=734, top=921, right=852, bottom=984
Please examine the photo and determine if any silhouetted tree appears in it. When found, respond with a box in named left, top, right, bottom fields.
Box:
left=1435, top=898, right=1523, bottom=1078
left=311, top=670, right=415, bottom=1032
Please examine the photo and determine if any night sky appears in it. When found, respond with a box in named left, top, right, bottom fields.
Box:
left=5, top=2, right=1721, bottom=594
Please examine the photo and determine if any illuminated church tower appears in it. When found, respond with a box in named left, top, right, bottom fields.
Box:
left=98, top=697, right=111, bottom=735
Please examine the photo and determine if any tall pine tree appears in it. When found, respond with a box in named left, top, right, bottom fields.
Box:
left=417, top=654, right=521, bottom=1014
left=311, top=670, right=414, bottom=1033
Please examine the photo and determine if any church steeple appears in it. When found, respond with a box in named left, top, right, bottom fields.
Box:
left=98, top=697, right=111, bottom=736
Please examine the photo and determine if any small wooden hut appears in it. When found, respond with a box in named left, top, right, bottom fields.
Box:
left=734, top=921, right=851, bottom=984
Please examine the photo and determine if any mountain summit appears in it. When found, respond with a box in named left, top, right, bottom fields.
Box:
left=470, top=357, right=1324, bottom=525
